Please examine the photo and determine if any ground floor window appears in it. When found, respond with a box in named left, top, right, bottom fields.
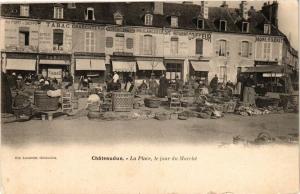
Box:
left=165, top=63, right=182, bottom=81
left=38, top=65, right=69, bottom=80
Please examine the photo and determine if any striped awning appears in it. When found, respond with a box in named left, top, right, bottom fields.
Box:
left=6, top=59, right=36, bottom=71
left=76, top=59, right=106, bottom=71
left=112, top=61, right=136, bottom=72
left=190, top=60, right=210, bottom=72
left=137, top=61, right=166, bottom=71
left=39, top=59, right=70, bottom=65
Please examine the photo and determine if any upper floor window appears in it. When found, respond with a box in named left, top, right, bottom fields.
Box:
left=19, top=27, right=30, bottom=46
left=219, top=20, right=227, bottom=31
left=126, top=38, right=134, bottom=49
left=264, top=24, right=271, bottom=34
left=171, top=16, right=178, bottom=28
left=145, top=14, right=153, bottom=26
left=143, top=35, right=153, bottom=55
left=53, top=29, right=64, bottom=50
left=54, top=6, right=63, bottom=19
left=171, top=37, right=179, bottom=55
left=20, top=5, right=29, bottom=17
left=85, top=7, right=95, bottom=20
left=197, top=19, right=204, bottom=29
left=85, top=31, right=95, bottom=52
left=196, top=39, right=203, bottom=55
left=115, top=33, right=125, bottom=52
left=218, top=40, right=227, bottom=56
left=241, top=41, right=250, bottom=57
left=263, top=42, right=271, bottom=60
left=242, top=22, right=249, bottom=33
left=106, top=37, right=113, bottom=48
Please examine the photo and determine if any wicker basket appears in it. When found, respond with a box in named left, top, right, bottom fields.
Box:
left=144, top=98, right=161, bottom=108
left=112, top=92, right=133, bottom=112
left=34, top=90, right=59, bottom=111
left=12, top=103, right=32, bottom=117
left=154, top=112, right=170, bottom=120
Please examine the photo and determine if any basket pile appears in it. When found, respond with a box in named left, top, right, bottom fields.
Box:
left=144, top=97, right=161, bottom=108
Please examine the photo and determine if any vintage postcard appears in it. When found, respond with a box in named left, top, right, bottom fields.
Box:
left=0, top=0, right=299, bottom=194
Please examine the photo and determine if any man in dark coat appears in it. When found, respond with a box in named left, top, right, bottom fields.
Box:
left=1, top=71, right=13, bottom=113
left=158, top=74, right=168, bottom=98
left=210, top=74, right=218, bottom=92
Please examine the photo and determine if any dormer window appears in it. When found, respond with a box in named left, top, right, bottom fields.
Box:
left=114, top=12, right=123, bottom=25
left=242, top=22, right=249, bottom=33
left=54, top=6, right=63, bottom=19
left=197, top=19, right=204, bottom=29
left=171, top=16, right=178, bottom=28
left=85, top=7, right=95, bottom=21
left=264, top=24, right=271, bottom=34
left=219, top=20, right=227, bottom=31
left=67, top=3, right=76, bottom=9
left=145, top=14, right=153, bottom=26
left=20, top=5, right=29, bottom=17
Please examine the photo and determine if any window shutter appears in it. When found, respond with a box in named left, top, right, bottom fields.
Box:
left=239, top=41, right=242, bottom=56
left=152, top=36, right=156, bottom=56
left=226, top=40, right=230, bottom=56
left=214, top=41, right=219, bottom=56
left=272, top=42, right=279, bottom=61
left=256, top=42, right=262, bottom=59
left=139, top=35, right=144, bottom=55
left=248, top=42, right=253, bottom=58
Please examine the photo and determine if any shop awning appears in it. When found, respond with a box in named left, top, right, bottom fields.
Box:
left=39, top=59, right=70, bottom=65
left=76, top=59, right=106, bottom=71
left=112, top=61, right=136, bottom=72
left=137, top=61, right=166, bottom=71
left=6, top=59, right=36, bottom=71
left=190, top=61, right=210, bottom=72
left=244, top=65, right=292, bottom=73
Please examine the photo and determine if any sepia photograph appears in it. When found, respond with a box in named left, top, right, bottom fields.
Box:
left=0, top=1, right=299, bottom=194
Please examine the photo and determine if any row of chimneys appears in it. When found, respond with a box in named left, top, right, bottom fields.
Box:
left=153, top=1, right=278, bottom=26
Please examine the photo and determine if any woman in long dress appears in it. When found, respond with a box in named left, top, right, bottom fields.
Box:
left=158, top=74, right=168, bottom=98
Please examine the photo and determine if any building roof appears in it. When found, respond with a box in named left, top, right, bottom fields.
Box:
left=0, top=2, right=288, bottom=36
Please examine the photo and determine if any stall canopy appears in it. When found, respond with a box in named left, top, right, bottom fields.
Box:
left=112, top=61, right=136, bottom=72
left=190, top=61, right=210, bottom=71
left=6, top=59, right=36, bottom=71
left=137, top=61, right=166, bottom=71
left=76, top=59, right=106, bottom=71
left=244, top=65, right=292, bottom=74
left=39, top=59, right=69, bottom=65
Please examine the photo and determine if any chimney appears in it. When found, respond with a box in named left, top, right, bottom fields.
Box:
left=220, top=1, right=228, bottom=8
left=240, top=1, right=249, bottom=20
left=153, top=2, right=163, bottom=15
left=261, top=1, right=278, bottom=27
left=201, top=1, right=208, bottom=19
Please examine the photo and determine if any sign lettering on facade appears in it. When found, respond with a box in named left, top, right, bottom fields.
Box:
left=256, top=36, right=283, bottom=43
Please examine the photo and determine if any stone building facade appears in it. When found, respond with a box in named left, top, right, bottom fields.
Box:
left=0, top=1, right=297, bottom=84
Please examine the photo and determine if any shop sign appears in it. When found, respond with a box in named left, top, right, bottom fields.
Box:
left=44, top=21, right=105, bottom=30
left=48, top=68, right=62, bottom=79
left=106, top=26, right=212, bottom=42
left=256, top=36, right=283, bottom=43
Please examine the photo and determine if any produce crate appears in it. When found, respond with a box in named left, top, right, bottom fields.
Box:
left=34, top=90, right=59, bottom=111
left=112, top=92, right=133, bottom=112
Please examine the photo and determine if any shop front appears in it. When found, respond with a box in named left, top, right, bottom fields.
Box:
left=111, top=59, right=136, bottom=83
left=136, top=58, right=165, bottom=79
left=74, top=53, right=106, bottom=84
left=190, top=60, right=210, bottom=85
left=164, top=59, right=184, bottom=82
left=38, top=54, right=71, bottom=81
left=4, top=53, right=37, bottom=77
